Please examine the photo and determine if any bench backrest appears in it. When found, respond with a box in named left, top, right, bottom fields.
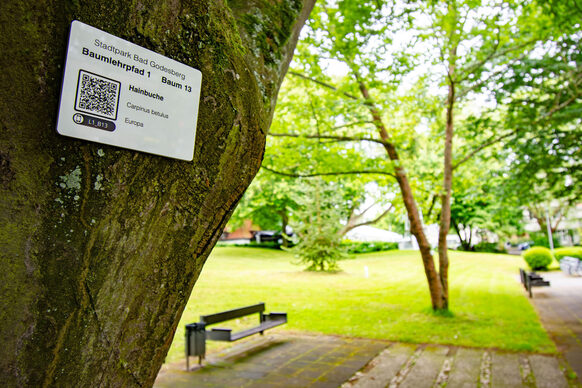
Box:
left=200, top=303, right=265, bottom=325
left=561, top=256, right=580, bottom=265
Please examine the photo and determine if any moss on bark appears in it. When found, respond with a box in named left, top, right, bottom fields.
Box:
left=0, top=0, right=314, bottom=386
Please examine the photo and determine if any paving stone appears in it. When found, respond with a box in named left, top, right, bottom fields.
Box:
left=319, top=366, right=358, bottom=386
left=563, top=347, right=582, bottom=386
left=344, top=343, right=417, bottom=388
left=310, top=380, right=349, bottom=388
left=447, top=348, right=483, bottom=388
left=490, top=353, right=523, bottom=388
left=235, top=370, right=268, bottom=379
left=258, top=374, right=311, bottom=388
left=399, top=345, right=449, bottom=388
left=528, top=354, right=568, bottom=388
left=155, top=334, right=385, bottom=388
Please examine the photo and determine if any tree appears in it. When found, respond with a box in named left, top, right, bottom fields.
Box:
left=287, top=178, right=348, bottom=271
left=0, top=1, right=314, bottom=386
left=228, top=169, right=300, bottom=247
left=268, top=0, right=560, bottom=310
left=495, top=30, right=582, bottom=233
left=447, top=151, right=524, bottom=250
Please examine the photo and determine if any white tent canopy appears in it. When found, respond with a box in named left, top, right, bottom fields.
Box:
left=345, top=226, right=404, bottom=243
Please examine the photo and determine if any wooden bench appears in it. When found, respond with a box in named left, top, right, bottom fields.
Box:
left=559, top=256, right=582, bottom=276
left=185, top=303, right=287, bottom=369
left=520, top=268, right=550, bottom=298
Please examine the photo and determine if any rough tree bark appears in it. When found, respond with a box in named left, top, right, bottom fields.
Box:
left=0, top=1, right=314, bottom=387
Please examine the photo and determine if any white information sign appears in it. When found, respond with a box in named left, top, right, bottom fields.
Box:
left=56, top=20, right=202, bottom=161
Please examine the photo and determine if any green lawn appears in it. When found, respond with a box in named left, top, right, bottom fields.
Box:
left=165, top=247, right=555, bottom=363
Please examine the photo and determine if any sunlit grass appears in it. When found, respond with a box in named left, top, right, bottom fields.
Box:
left=165, top=247, right=555, bottom=363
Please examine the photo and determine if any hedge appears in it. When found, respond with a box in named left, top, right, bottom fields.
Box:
left=553, top=246, right=582, bottom=262
left=342, top=241, right=399, bottom=254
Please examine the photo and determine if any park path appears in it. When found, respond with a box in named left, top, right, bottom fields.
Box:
left=154, top=333, right=573, bottom=388
left=154, top=270, right=582, bottom=388
left=528, top=271, right=582, bottom=385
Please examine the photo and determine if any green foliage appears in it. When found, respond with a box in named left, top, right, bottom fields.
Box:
left=229, top=169, right=299, bottom=232
left=473, top=242, right=506, bottom=254
left=554, top=247, right=582, bottom=262
left=495, top=32, right=582, bottom=222
left=523, top=247, right=554, bottom=270
left=287, top=178, right=348, bottom=271
left=341, top=240, right=398, bottom=254
left=449, top=152, right=525, bottom=250
left=530, top=232, right=561, bottom=249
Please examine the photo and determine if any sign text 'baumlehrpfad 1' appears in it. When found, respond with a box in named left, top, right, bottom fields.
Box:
left=56, top=20, right=202, bottom=161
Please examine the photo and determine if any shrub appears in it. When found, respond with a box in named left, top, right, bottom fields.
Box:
left=341, top=240, right=398, bottom=254
left=473, top=242, right=506, bottom=253
left=529, top=232, right=561, bottom=249
left=522, top=247, right=553, bottom=270
left=554, top=247, right=582, bottom=262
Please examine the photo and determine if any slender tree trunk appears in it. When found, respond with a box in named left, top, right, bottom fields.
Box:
left=0, top=1, right=314, bottom=387
left=451, top=218, right=470, bottom=250
left=280, top=209, right=290, bottom=248
left=338, top=203, right=393, bottom=237
left=437, top=40, right=457, bottom=310
left=357, top=80, right=445, bottom=310
left=530, top=205, right=564, bottom=235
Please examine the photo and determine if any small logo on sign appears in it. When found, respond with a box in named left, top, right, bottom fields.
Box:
left=73, top=113, right=83, bottom=124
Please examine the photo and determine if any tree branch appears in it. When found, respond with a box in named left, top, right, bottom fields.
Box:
left=288, top=71, right=359, bottom=100
left=331, top=120, right=375, bottom=130
left=426, top=194, right=438, bottom=219
left=458, top=39, right=538, bottom=84
left=454, top=82, right=581, bottom=171
left=269, top=132, right=388, bottom=145
left=261, top=165, right=396, bottom=178
left=340, top=203, right=394, bottom=236
left=452, top=128, right=519, bottom=171
left=456, top=52, right=529, bottom=100
left=542, top=92, right=581, bottom=120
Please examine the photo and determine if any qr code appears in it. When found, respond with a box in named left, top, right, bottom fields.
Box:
left=75, top=70, right=121, bottom=120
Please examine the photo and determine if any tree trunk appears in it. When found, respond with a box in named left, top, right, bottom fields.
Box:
left=437, top=41, right=457, bottom=311
left=0, top=1, right=314, bottom=387
left=357, top=80, right=445, bottom=311
left=451, top=218, right=470, bottom=251
left=280, top=209, right=290, bottom=248
left=529, top=205, right=564, bottom=235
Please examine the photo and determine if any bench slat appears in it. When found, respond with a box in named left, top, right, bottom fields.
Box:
left=200, top=302, right=265, bottom=325
left=231, top=318, right=286, bottom=341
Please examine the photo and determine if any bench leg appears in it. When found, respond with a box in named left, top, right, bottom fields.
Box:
left=526, top=276, right=532, bottom=298
left=186, top=330, right=190, bottom=371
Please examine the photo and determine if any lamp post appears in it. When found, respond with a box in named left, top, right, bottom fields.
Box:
left=545, top=207, right=554, bottom=251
